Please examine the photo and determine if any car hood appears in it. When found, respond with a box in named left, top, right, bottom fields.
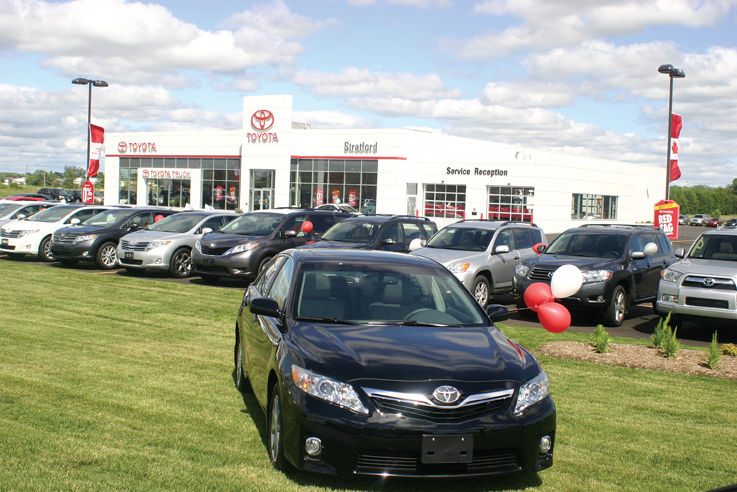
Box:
left=122, top=229, right=193, bottom=242
left=56, top=224, right=115, bottom=235
left=289, top=322, right=538, bottom=383
left=668, top=258, right=737, bottom=276
left=299, top=240, right=369, bottom=250
left=411, top=247, right=486, bottom=266
left=526, top=253, right=619, bottom=271
left=200, top=232, right=263, bottom=247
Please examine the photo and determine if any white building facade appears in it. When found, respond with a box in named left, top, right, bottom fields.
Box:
left=103, top=94, right=663, bottom=233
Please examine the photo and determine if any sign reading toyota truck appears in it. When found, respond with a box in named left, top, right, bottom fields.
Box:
left=247, top=109, right=279, bottom=143
left=654, top=200, right=679, bottom=239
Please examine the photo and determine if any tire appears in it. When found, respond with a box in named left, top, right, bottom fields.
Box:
left=268, top=382, right=288, bottom=471
left=38, top=236, right=54, bottom=262
left=95, top=242, right=119, bottom=270
left=471, top=276, right=491, bottom=308
left=169, top=247, right=192, bottom=278
left=603, top=285, right=627, bottom=327
left=258, top=256, right=273, bottom=275
left=233, top=332, right=251, bottom=393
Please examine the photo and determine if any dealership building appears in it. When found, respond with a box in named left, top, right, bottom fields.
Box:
left=103, top=94, right=664, bottom=233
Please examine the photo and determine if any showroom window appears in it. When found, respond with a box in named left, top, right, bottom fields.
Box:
left=423, top=184, right=466, bottom=218
left=487, top=186, right=534, bottom=222
left=202, top=158, right=241, bottom=210
left=290, top=159, right=377, bottom=214
left=571, top=193, right=618, bottom=220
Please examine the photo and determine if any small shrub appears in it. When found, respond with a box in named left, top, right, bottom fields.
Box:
left=722, top=343, right=737, bottom=357
left=706, top=332, right=721, bottom=370
left=661, top=325, right=681, bottom=359
left=650, top=313, right=670, bottom=349
left=590, top=324, right=611, bottom=353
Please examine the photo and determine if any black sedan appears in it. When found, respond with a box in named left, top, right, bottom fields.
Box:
left=234, top=249, right=555, bottom=478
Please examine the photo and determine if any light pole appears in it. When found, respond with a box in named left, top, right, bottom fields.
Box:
left=657, top=64, right=685, bottom=200
left=72, top=77, right=108, bottom=179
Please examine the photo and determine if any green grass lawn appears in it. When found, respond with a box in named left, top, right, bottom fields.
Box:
left=1, top=259, right=735, bottom=491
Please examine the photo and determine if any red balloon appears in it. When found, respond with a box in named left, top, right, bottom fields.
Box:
left=301, top=220, right=314, bottom=233
left=154, top=214, right=164, bottom=222
left=532, top=242, right=547, bottom=254
left=538, top=302, right=571, bottom=333
left=524, top=282, right=555, bottom=312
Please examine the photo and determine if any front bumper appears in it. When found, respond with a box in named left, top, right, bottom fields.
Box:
left=0, top=234, right=42, bottom=256
left=280, top=384, right=556, bottom=478
left=657, top=281, right=737, bottom=320
left=514, top=275, right=611, bottom=308
left=49, top=241, right=96, bottom=262
left=192, top=249, right=257, bottom=278
left=117, top=246, right=173, bottom=271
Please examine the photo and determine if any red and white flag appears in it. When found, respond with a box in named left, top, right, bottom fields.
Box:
left=669, top=113, right=682, bottom=182
left=88, top=124, right=105, bottom=178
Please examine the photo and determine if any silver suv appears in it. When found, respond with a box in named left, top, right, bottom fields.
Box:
left=410, top=220, right=545, bottom=307
left=657, top=228, right=737, bottom=323
left=689, top=214, right=709, bottom=226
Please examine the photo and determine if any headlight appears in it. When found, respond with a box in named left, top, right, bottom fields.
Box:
left=448, top=262, right=470, bottom=273
left=16, top=229, right=41, bottom=237
left=291, top=365, right=368, bottom=415
left=73, top=234, right=98, bottom=243
left=514, top=371, right=549, bottom=415
left=515, top=264, right=529, bottom=276
left=661, top=269, right=682, bottom=282
left=582, top=270, right=613, bottom=283
left=225, top=241, right=259, bottom=255
left=145, top=240, right=172, bottom=251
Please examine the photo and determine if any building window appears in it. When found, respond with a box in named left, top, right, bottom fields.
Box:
left=423, top=184, right=466, bottom=218
left=488, top=186, right=534, bottom=223
left=250, top=169, right=274, bottom=211
left=572, top=193, right=618, bottom=220
left=202, top=158, right=240, bottom=210
left=290, top=158, right=377, bottom=214
left=118, top=157, right=139, bottom=204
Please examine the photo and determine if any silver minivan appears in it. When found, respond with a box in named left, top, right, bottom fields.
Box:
left=410, top=220, right=545, bottom=307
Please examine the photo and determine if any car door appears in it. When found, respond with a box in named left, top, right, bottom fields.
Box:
left=489, top=228, right=518, bottom=291
left=399, top=222, right=424, bottom=253
left=377, top=222, right=404, bottom=252
left=627, top=233, right=659, bottom=300
left=242, top=255, right=291, bottom=406
left=640, top=232, right=667, bottom=299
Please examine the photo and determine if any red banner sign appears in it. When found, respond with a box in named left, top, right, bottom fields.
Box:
left=654, top=199, right=679, bottom=239
left=82, top=180, right=95, bottom=204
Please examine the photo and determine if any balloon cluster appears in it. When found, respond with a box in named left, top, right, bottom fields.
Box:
left=523, top=264, right=583, bottom=333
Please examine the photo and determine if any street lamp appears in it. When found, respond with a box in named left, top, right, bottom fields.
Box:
left=72, top=77, right=108, bottom=178
left=658, top=64, right=685, bottom=200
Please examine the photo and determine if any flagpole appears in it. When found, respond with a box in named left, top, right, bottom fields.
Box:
left=658, top=64, right=685, bottom=201
left=72, top=77, right=108, bottom=179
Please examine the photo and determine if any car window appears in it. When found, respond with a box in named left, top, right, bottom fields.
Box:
left=379, top=223, right=401, bottom=243
left=282, top=214, right=309, bottom=237
left=221, top=213, right=282, bottom=235
left=402, top=223, right=423, bottom=242
left=642, top=232, right=659, bottom=252
left=306, top=214, right=337, bottom=234
left=657, top=233, right=671, bottom=253
left=254, top=256, right=286, bottom=295
left=629, top=234, right=645, bottom=253
left=512, top=228, right=534, bottom=249
left=201, top=216, right=226, bottom=231
left=266, top=257, right=294, bottom=308
left=421, top=223, right=436, bottom=238
left=426, top=227, right=493, bottom=251
left=127, top=212, right=155, bottom=228
left=494, top=229, right=515, bottom=251
left=71, top=208, right=104, bottom=223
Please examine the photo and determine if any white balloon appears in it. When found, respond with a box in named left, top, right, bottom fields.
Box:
left=643, top=242, right=658, bottom=256
left=551, top=264, right=583, bottom=298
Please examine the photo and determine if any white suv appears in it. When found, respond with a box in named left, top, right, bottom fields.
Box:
left=689, top=214, right=710, bottom=226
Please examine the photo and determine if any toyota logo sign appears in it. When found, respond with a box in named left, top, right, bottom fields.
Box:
left=432, top=385, right=460, bottom=404
left=251, top=110, right=274, bottom=131
left=117, top=141, right=128, bottom=153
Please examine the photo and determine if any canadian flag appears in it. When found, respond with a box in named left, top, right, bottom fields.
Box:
left=88, top=124, right=105, bottom=178
left=669, top=113, right=682, bottom=182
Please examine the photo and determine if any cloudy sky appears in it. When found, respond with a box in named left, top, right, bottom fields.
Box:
left=1, top=0, right=736, bottom=188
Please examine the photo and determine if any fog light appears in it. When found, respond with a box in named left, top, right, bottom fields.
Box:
left=661, top=294, right=677, bottom=303
left=539, top=435, right=552, bottom=453
left=305, top=437, right=322, bottom=456
left=154, top=258, right=162, bottom=265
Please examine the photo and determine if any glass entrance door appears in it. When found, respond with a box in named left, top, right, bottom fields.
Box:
left=250, top=189, right=273, bottom=211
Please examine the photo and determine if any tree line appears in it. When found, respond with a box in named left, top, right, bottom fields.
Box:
left=670, top=181, right=737, bottom=216
left=1, top=166, right=104, bottom=189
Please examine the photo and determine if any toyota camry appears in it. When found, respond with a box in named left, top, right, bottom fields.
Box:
left=234, top=248, right=555, bottom=478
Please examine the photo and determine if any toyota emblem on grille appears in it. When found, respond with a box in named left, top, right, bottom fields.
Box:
left=432, top=386, right=460, bottom=404
left=547, top=271, right=553, bottom=279
left=703, top=277, right=715, bottom=287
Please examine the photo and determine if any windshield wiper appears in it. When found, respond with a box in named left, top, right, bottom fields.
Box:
left=371, top=320, right=461, bottom=327
left=295, top=316, right=359, bottom=325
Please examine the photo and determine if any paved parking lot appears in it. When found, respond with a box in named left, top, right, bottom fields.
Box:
left=3, top=224, right=732, bottom=347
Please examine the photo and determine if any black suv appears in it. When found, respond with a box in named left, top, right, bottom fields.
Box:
left=513, top=224, right=677, bottom=326
left=191, top=208, right=351, bottom=281
left=50, top=207, right=175, bottom=269
left=298, top=215, right=437, bottom=253
left=37, top=188, right=72, bottom=201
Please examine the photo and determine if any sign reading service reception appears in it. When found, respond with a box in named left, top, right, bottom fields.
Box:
left=654, top=200, right=679, bottom=239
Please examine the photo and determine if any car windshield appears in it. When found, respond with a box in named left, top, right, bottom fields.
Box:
left=219, top=213, right=282, bottom=235
left=546, top=232, right=627, bottom=258
left=18, top=205, right=75, bottom=223
left=321, top=221, right=378, bottom=243
left=82, top=209, right=133, bottom=226
left=0, top=203, right=26, bottom=215
left=425, top=227, right=494, bottom=252
left=147, top=213, right=207, bottom=233
left=688, top=235, right=737, bottom=260
left=293, top=265, right=486, bottom=325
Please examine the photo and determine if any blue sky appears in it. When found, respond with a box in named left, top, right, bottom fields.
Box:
left=1, top=0, right=736, bottom=188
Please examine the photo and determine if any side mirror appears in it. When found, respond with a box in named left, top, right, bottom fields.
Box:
left=486, top=304, right=509, bottom=322
left=381, top=238, right=395, bottom=245
left=70, top=218, right=80, bottom=225
left=283, top=229, right=297, bottom=239
left=533, top=243, right=547, bottom=254
left=16, top=214, right=26, bottom=220
left=494, top=244, right=510, bottom=254
left=675, top=248, right=685, bottom=258
left=201, top=227, right=213, bottom=235
left=249, top=297, right=281, bottom=318
left=630, top=251, right=646, bottom=259
left=408, top=237, right=424, bottom=251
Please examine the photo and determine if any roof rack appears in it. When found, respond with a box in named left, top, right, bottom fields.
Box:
left=579, top=223, right=659, bottom=230
left=460, top=218, right=540, bottom=228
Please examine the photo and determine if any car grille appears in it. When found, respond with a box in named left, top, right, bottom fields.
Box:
left=528, top=266, right=555, bottom=282
left=686, top=297, right=729, bottom=309
left=0, top=229, right=23, bottom=238
left=120, top=240, right=148, bottom=251
left=199, top=244, right=230, bottom=255
left=682, top=276, right=736, bottom=291
left=355, top=449, right=520, bottom=477
left=52, top=232, right=77, bottom=244
left=119, top=258, right=143, bottom=265
left=364, top=387, right=514, bottom=423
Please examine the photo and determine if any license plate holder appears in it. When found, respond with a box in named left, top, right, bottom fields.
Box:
left=124, top=252, right=134, bottom=259
left=421, top=434, right=473, bottom=464
left=1, top=238, right=7, bottom=246
left=204, top=258, right=214, bottom=266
